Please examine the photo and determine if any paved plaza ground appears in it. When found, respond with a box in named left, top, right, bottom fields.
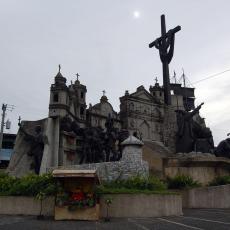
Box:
left=0, top=209, right=230, bottom=230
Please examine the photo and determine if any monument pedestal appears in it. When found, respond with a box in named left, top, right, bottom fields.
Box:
left=163, top=156, right=230, bottom=185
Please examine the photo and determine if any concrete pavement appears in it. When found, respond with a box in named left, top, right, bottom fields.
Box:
left=0, top=209, right=230, bottom=230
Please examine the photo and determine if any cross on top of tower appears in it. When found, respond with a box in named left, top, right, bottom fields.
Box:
left=102, top=90, right=106, bottom=96
left=18, top=116, right=21, bottom=126
left=155, top=77, right=158, bottom=84
left=76, top=73, right=80, bottom=81
left=58, top=64, right=61, bottom=72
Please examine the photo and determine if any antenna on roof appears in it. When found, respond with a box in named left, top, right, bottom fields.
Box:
left=182, top=68, right=186, bottom=87
left=173, top=71, right=177, bottom=83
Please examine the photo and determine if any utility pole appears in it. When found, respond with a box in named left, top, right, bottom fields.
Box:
left=0, top=104, right=7, bottom=151
left=0, top=104, right=14, bottom=152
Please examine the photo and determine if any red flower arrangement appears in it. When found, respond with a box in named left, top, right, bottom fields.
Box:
left=71, top=192, right=85, bottom=201
left=56, top=190, right=96, bottom=211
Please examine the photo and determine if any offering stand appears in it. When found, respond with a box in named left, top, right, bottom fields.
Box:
left=53, top=169, right=100, bottom=220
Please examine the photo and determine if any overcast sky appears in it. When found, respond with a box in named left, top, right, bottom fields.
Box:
left=0, top=0, right=230, bottom=145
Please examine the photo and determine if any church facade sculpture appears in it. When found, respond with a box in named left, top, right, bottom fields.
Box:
left=119, top=85, right=164, bottom=142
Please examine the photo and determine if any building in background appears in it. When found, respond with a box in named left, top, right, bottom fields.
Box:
left=0, top=133, right=16, bottom=169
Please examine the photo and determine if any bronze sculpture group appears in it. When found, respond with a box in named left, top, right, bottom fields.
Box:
left=60, top=114, right=129, bottom=164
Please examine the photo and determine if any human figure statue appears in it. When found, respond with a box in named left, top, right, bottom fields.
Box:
left=104, top=114, right=118, bottom=161
left=149, top=15, right=181, bottom=105
left=176, top=102, right=204, bottom=153
left=117, top=129, right=129, bottom=160
left=215, top=136, right=230, bottom=158
left=60, top=115, right=72, bottom=132
left=193, top=121, right=214, bottom=153
left=18, top=121, right=46, bottom=174
left=79, top=127, right=104, bottom=164
left=80, top=128, right=94, bottom=163
left=105, top=113, right=114, bottom=132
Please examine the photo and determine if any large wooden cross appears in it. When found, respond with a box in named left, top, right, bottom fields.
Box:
left=149, top=15, right=181, bottom=105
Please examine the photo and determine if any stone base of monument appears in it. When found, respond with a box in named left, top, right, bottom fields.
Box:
left=0, top=194, right=182, bottom=218
left=99, top=194, right=182, bottom=218
left=163, top=155, right=230, bottom=185
left=0, top=196, right=54, bottom=216
left=142, top=140, right=173, bottom=178
left=181, top=184, right=230, bottom=208
left=49, top=136, right=149, bottom=182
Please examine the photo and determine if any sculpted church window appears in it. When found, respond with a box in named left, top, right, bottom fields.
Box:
left=129, top=103, right=134, bottom=111
left=53, top=93, right=59, bottom=102
left=80, top=107, right=84, bottom=115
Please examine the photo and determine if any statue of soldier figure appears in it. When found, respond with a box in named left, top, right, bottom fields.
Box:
left=81, top=127, right=104, bottom=163
left=176, top=102, right=214, bottom=153
left=18, top=121, right=46, bottom=174
left=104, top=113, right=118, bottom=162
left=176, top=103, right=204, bottom=153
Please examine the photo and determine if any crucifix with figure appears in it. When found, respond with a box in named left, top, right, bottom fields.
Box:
left=149, top=14, right=181, bottom=105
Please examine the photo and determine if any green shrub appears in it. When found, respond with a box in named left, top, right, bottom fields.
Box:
left=0, top=172, right=9, bottom=179
left=209, top=175, right=230, bottom=186
left=0, top=173, right=57, bottom=197
left=96, top=175, right=167, bottom=194
left=0, top=174, right=18, bottom=196
left=167, top=175, right=201, bottom=189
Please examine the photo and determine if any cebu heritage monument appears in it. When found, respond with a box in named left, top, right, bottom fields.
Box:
left=7, top=15, right=230, bottom=185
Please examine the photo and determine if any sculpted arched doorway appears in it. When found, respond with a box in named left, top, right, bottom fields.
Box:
left=139, top=120, right=150, bottom=140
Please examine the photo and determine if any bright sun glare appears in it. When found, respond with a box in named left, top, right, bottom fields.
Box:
left=133, top=11, right=140, bottom=18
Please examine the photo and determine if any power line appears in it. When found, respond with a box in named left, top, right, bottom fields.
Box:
left=192, top=69, right=230, bottom=84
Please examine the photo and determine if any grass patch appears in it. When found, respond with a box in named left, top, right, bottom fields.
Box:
left=209, top=175, right=230, bottom=186
left=0, top=173, right=181, bottom=197
left=95, top=175, right=175, bottom=195
left=0, top=173, right=57, bottom=197
left=166, top=174, right=201, bottom=190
